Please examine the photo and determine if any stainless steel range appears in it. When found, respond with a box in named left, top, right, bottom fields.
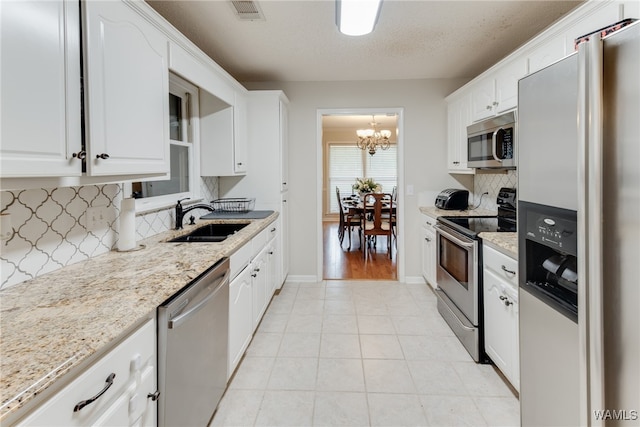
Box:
left=434, top=188, right=516, bottom=362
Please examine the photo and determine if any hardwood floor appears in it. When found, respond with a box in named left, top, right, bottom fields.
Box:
left=323, top=221, right=397, bottom=280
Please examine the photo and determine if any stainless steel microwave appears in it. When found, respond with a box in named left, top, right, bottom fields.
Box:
left=467, top=111, right=516, bottom=168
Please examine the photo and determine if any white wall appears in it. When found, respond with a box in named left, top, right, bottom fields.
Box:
left=245, top=79, right=473, bottom=281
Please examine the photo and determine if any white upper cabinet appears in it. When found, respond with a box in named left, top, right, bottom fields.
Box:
left=168, top=41, right=247, bottom=176
left=527, top=36, right=567, bottom=75
left=1, top=0, right=171, bottom=184
left=494, top=58, right=528, bottom=113
left=279, top=99, right=289, bottom=192
left=0, top=0, right=82, bottom=177
left=446, top=93, right=474, bottom=174
left=83, top=0, right=169, bottom=176
left=233, top=90, right=249, bottom=174
left=471, top=57, right=526, bottom=122
left=199, top=89, right=248, bottom=176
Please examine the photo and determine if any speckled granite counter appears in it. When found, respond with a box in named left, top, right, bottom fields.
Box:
left=0, top=212, right=278, bottom=423
left=419, top=206, right=497, bottom=218
left=479, top=232, right=518, bottom=259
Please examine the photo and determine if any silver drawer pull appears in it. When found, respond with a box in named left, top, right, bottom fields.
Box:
left=501, top=265, right=516, bottom=275
left=73, top=373, right=115, bottom=412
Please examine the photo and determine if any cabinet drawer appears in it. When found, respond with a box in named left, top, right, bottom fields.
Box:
left=483, top=245, right=518, bottom=289
left=230, top=241, right=252, bottom=280
left=251, top=228, right=269, bottom=257
left=267, top=221, right=278, bottom=243
left=18, top=319, right=155, bottom=426
left=420, top=213, right=437, bottom=231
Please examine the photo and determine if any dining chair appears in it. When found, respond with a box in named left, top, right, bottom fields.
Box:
left=361, top=192, right=393, bottom=259
left=336, top=187, right=361, bottom=249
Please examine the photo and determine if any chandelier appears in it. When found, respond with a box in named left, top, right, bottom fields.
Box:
left=356, top=115, right=392, bottom=156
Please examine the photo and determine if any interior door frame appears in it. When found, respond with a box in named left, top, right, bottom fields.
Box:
left=316, top=108, right=405, bottom=282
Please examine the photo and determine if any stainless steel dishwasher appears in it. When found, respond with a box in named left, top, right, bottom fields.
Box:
left=157, top=258, right=230, bottom=427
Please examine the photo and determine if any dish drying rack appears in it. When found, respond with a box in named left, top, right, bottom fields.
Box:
left=211, top=198, right=255, bottom=212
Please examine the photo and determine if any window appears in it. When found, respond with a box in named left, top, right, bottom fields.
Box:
left=128, top=74, right=200, bottom=211
left=327, top=142, right=397, bottom=214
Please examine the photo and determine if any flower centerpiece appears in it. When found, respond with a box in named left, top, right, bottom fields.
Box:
left=353, top=178, right=381, bottom=196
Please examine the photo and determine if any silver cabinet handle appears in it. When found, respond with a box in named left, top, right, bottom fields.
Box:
left=501, top=265, right=516, bottom=275
left=425, top=237, right=431, bottom=242
left=73, top=373, right=115, bottom=412
left=72, top=151, right=86, bottom=160
left=96, top=153, right=110, bottom=160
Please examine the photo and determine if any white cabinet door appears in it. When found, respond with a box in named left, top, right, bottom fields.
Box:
left=483, top=245, right=519, bottom=391
left=234, top=90, right=249, bottom=174
left=251, top=248, right=268, bottom=329
left=83, top=0, right=169, bottom=176
left=470, top=78, right=496, bottom=122
left=228, top=266, right=253, bottom=378
left=494, top=57, right=528, bottom=113
left=0, top=0, right=82, bottom=178
left=446, top=95, right=474, bottom=174
left=471, top=57, right=525, bottom=122
left=280, top=192, right=290, bottom=286
left=528, top=36, right=567, bottom=74
left=483, top=269, right=519, bottom=390
left=280, top=98, right=289, bottom=192
left=421, top=226, right=437, bottom=290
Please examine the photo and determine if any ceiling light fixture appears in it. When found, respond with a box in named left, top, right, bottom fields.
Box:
left=356, top=115, right=391, bottom=155
left=336, top=0, right=382, bottom=36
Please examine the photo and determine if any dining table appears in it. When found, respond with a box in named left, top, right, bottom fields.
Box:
left=341, top=194, right=396, bottom=249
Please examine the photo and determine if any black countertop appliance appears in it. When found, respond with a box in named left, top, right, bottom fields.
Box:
left=435, top=189, right=469, bottom=210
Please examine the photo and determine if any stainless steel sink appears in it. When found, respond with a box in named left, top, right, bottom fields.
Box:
left=169, top=223, right=249, bottom=242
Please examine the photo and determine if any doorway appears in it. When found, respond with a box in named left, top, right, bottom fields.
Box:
left=317, top=109, right=404, bottom=281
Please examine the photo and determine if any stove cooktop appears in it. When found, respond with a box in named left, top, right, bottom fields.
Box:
left=438, top=215, right=516, bottom=238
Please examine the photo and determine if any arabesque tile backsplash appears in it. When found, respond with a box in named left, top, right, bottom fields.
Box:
left=472, top=170, right=518, bottom=211
left=0, top=177, right=218, bottom=290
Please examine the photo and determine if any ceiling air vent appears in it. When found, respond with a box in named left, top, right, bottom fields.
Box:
left=230, top=1, right=265, bottom=21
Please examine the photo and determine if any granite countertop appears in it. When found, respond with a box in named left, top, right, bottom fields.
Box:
left=419, top=206, right=497, bottom=218
left=0, top=212, right=278, bottom=423
left=479, top=232, right=518, bottom=259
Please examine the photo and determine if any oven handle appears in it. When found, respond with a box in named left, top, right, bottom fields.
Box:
left=492, top=128, right=504, bottom=162
left=434, top=224, right=474, bottom=248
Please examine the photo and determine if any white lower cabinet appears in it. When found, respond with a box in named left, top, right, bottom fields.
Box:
left=251, top=246, right=269, bottom=329
left=17, top=319, right=157, bottom=426
left=227, top=222, right=279, bottom=378
left=420, top=213, right=438, bottom=290
left=228, top=265, right=253, bottom=378
left=483, top=245, right=519, bottom=391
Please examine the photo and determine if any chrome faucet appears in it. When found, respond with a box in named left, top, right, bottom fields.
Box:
left=175, top=198, right=216, bottom=229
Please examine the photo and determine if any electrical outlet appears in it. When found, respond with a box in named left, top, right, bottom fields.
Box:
left=86, top=206, right=108, bottom=230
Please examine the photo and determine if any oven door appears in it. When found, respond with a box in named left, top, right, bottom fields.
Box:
left=435, top=224, right=479, bottom=325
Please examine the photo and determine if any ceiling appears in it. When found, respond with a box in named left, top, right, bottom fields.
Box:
left=147, top=0, right=583, bottom=83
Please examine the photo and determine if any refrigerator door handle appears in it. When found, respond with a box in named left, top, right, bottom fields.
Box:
left=577, top=31, right=605, bottom=427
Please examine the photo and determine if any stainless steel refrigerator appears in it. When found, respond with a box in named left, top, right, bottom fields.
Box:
left=517, top=21, right=639, bottom=426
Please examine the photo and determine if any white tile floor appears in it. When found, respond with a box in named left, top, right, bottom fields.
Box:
left=212, top=280, right=520, bottom=427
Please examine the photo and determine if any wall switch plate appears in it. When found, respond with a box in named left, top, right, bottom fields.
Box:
left=86, top=206, right=108, bottom=230
left=406, top=185, right=414, bottom=196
